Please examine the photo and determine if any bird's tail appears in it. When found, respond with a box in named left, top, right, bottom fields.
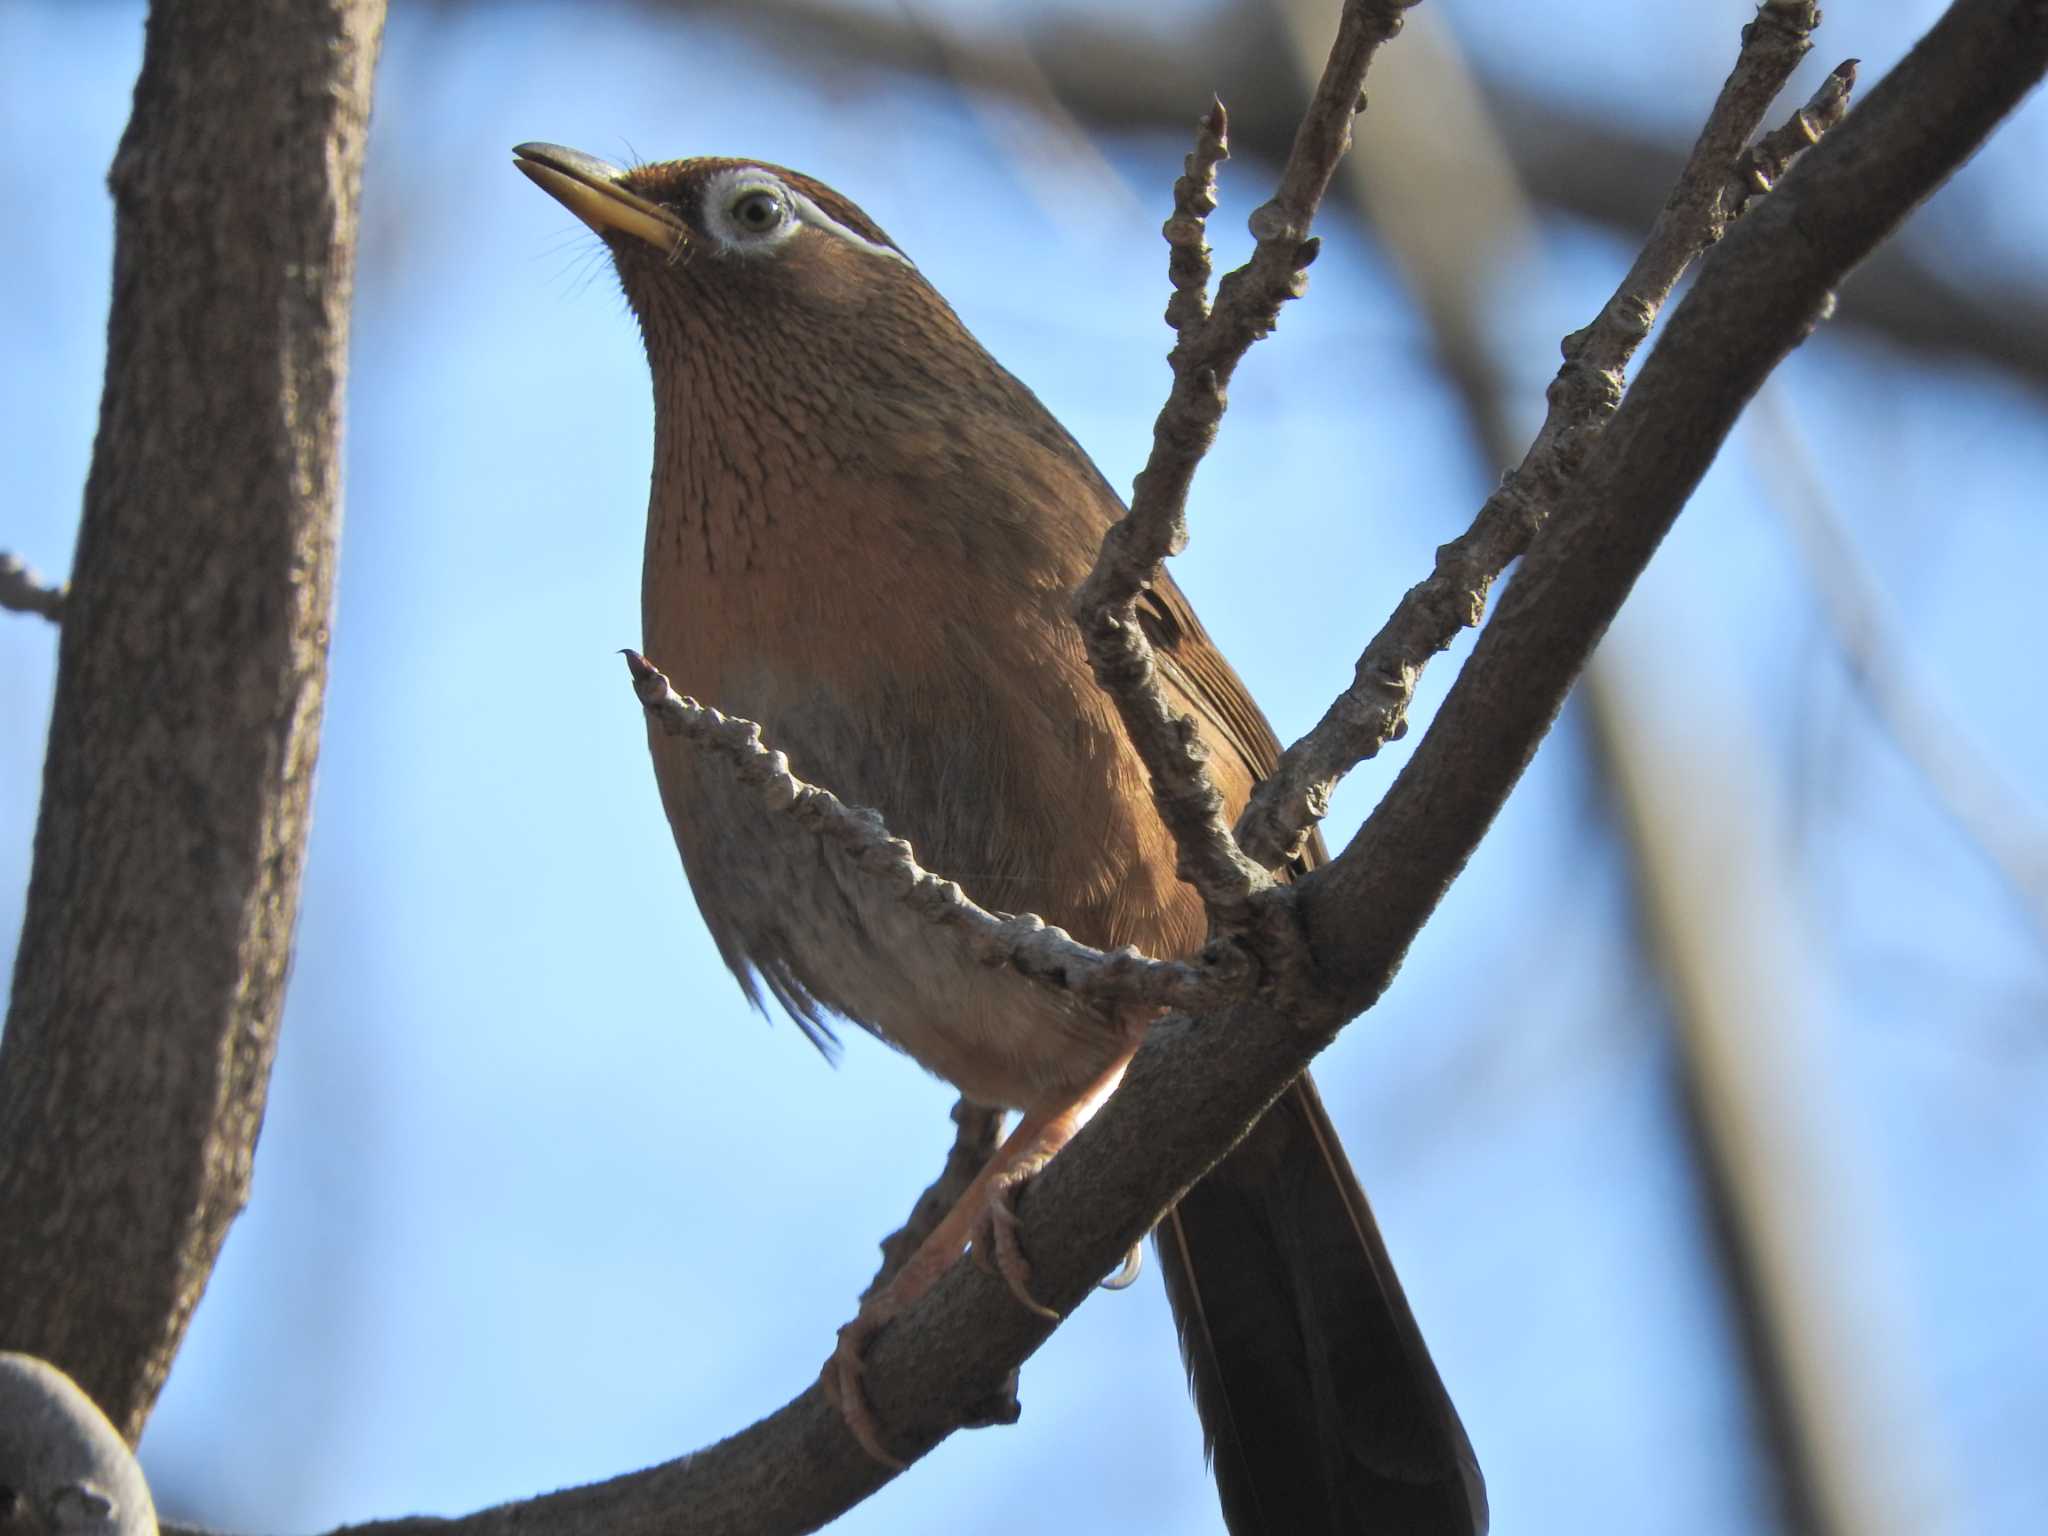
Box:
left=1157, top=1073, right=1487, bottom=1535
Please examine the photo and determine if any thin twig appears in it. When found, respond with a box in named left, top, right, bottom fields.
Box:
left=1070, top=0, right=1416, bottom=925
left=1237, top=2, right=1835, bottom=867
left=1728, top=58, right=1859, bottom=219
left=624, top=652, right=1250, bottom=1013
left=0, top=552, right=66, bottom=621
left=1163, top=98, right=1229, bottom=348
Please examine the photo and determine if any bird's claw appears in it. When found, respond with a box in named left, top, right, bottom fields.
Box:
left=1101, top=1240, right=1145, bottom=1291
left=969, top=1166, right=1061, bottom=1321
left=821, top=1308, right=907, bottom=1470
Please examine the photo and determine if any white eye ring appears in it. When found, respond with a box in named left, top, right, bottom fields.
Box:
left=697, top=165, right=913, bottom=267
left=701, top=171, right=799, bottom=253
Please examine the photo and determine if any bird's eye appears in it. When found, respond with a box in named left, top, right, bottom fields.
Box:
left=730, top=190, right=784, bottom=235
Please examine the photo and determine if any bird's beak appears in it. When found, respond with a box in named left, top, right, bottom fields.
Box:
left=513, top=142, right=682, bottom=256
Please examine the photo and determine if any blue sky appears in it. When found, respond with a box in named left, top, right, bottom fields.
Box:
left=3, top=3, right=2045, bottom=1533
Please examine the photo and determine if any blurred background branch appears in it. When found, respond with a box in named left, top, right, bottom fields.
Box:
left=633, top=0, right=2048, bottom=396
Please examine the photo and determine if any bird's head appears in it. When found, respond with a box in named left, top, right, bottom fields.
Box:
left=513, top=143, right=940, bottom=350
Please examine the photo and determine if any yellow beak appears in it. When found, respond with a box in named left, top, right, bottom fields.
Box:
left=513, top=142, right=681, bottom=255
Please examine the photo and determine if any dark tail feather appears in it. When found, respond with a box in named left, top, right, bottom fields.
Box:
left=1157, top=1073, right=1487, bottom=1535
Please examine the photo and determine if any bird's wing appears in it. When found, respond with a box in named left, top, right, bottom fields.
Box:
left=1136, top=572, right=1327, bottom=872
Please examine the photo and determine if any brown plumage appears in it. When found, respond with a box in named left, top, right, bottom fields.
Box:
left=515, top=142, right=1485, bottom=1534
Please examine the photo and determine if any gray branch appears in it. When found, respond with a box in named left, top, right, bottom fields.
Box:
left=1237, top=1, right=1839, bottom=867
left=627, top=653, right=1250, bottom=1013
left=1305, top=0, right=2047, bottom=1010
left=1069, top=0, right=1414, bottom=928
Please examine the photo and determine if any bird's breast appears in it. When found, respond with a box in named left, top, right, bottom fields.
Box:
left=637, top=452, right=1202, bottom=1101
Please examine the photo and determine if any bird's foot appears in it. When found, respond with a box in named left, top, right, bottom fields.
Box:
left=820, top=1303, right=908, bottom=1470
left=1102, top=1240, right=1145, bottom=1291
left=969, top=1160, right=1061, bottom=1321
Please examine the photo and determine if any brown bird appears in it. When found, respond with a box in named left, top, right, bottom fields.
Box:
left=515, top=141, right=1485, bottom=1535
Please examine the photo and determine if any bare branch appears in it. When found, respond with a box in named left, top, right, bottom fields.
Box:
left=1238, top=0, right=1833, bottom=867
left=1305, top=0, right=2048, bottom=1009
left=1312, top=9, right=1907, bottom=1519
left=625, top=653, right=1250, bottom=1013
left=0, top=551, right=66, bottom=622
left=1071, top=0, right=1414, bottom=924
left=1728, top=57, right=1859, bottom=219
left=1163, top=98, right=1229, bottom=346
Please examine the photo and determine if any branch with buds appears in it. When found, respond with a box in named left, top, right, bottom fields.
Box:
left=1236, top=2, right=1847, bottom=867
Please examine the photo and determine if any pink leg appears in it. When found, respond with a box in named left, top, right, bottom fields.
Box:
left=821, top=1048, right=1138, bottom=1467
left=969, top=1055, right=1135, bottom=1311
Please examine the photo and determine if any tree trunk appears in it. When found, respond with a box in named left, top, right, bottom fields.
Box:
left=0, top=0, right=386, bottom=1443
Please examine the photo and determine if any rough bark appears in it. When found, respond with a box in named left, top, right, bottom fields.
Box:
left=0, top=0, right=386, bottom=1443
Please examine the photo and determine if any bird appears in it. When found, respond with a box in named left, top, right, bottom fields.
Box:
left=514, top=140, right=1486, bottom=1535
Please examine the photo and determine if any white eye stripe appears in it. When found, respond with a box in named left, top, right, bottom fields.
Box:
left=786, top=189, right=913, bottom=267
left=699, top=165, right=913, bottom=268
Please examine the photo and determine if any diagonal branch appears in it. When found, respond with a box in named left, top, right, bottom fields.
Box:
left=1237, top=1, right=1838, bottom=867
left=626, top=653, right=1251, bottom=1013
left=1303, top=0, right=2048, bottom=1010
left=1071, top=0, right=1416, bottom=926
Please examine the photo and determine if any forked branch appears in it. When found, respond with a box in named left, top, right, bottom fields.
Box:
left=1237, top=2, right=1841, bottom=867
left=1070, top=0, right=1418, bottom=925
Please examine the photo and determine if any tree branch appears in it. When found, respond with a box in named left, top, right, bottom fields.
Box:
left=1726, top=58, right=1860, bottom=219
left=1277, top=7, right=1887, bottom=1522
left=0, top=0, right=386, bottom=1441
left=1303, top=0, right=2048, bottom=1010
left=1238, top=0, right=1834, bottom=867
left=1070, top=0, right=1414, bottom=926
left=626, top=653, right=1250, bottom=1013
